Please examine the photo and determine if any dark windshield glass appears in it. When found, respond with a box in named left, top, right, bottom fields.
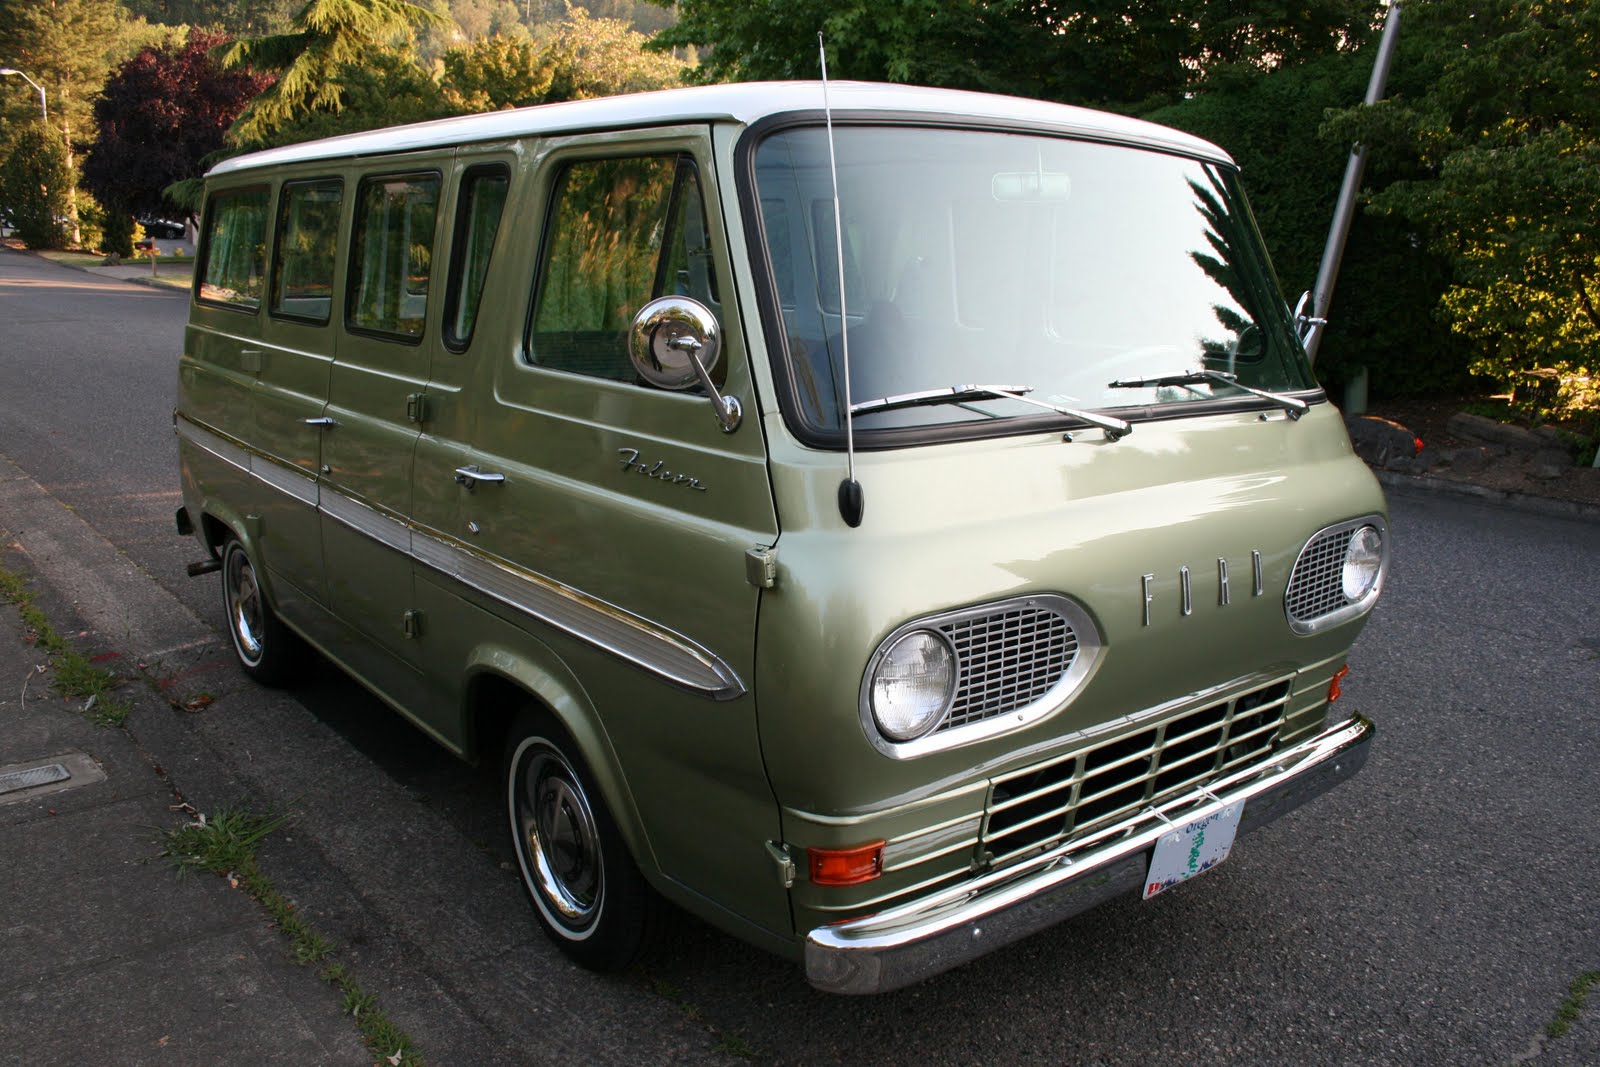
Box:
left=752, top=125, right=1316, bottom=435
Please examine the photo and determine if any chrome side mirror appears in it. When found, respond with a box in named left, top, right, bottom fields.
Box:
left=1292, top=290, right=1327, bottom=346
left=629, top=296, right=741, bottom=433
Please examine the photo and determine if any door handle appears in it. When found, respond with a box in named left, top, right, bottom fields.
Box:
left=303, top=417, right=338, bottom=428
left=454, top=465, right=505, bottom=489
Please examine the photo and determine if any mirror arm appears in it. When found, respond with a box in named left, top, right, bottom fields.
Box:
left=667, top=336, right=743, bottom=433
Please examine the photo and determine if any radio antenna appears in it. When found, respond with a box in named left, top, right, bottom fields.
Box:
left=819, top=32, right=864, bottom=527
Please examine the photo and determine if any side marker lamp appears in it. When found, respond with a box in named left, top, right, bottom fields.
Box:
left=1328, top=664, right=1350, bottom=704
left=808, top=841, right=885, bottom=886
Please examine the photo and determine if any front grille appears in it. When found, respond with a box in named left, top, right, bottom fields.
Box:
left=981, top=679, right=1290, bottom=867
left=1285, top=526, right=1356, bottom=623
left=938, top=607, right=1079, bottom=731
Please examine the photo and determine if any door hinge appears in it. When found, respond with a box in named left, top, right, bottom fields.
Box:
left=764, top=841, right=796, bottom=889
left=402, top=609, right=423, bottom=639
left=744, top=546, right=778, bottom=589
left=406, top=393, right=429, bottom=423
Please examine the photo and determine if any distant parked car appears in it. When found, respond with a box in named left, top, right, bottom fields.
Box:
left=138, top=217, right=184, bottom=239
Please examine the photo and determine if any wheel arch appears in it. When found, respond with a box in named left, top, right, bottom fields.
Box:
left=462, top=646, right=656, bottom=876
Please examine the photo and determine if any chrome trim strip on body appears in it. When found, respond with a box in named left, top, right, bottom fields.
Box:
left=804, top=714, right=1373, bottom=994
left=320, top=489, right=412, bottom=554
left=178, top=414, right=320, bottom=506
left=175, top=415, right=745, bottom=699
left=254, top=457, right=320, bottom=507
left=411, top=530, right=745, bottom=699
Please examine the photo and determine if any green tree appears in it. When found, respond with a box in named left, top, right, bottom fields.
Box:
left=0, top=123, right=71, bottom=249
left=541, top=5, right=682, bottom=100
left=217, top=0, right=450, bottom=146
left=121, top=0, right=301, bottom=36
left=1147, top=47, right=1473, bottom=398
left=440, top=33, right=555, bottom=111
left=1324, top=0, right=1600, bottom=392
left=650, top=0, right=1378, bottom=111
left=0, top=0, right=129, bottom=245
left=264, top=47, right=448, bottom=142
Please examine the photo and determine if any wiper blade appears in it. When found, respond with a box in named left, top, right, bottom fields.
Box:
left=849, top=384, right=1036, bottom=416
left=1107, top=369, right=1308, bottom=419
left=851, top=384, right=1131, bottom=440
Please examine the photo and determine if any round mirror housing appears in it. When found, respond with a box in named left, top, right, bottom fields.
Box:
left=629, top=296, right=721, bottom=391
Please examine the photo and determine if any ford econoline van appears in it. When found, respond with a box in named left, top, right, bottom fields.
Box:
left=175, top=82, right=1384, bottom=994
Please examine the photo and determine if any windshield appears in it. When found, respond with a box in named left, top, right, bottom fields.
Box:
left=750, top=124, right=1317, bottom=438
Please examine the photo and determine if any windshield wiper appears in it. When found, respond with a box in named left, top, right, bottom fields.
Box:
left=850, top=384, right=1131, bottom=440
left=1106, top=370, right=1308, bottom=420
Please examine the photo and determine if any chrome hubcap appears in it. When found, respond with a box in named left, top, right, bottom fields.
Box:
left=225, top=548, right=264, bottom=663
left=514, top=744, right=602, bottom=933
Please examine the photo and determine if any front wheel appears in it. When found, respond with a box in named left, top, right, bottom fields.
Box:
left=220, top=537, right=302, bottom=686
left=503, top=710, right=655, bottom=971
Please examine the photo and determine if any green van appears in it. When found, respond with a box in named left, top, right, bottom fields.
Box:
left=175, top=82, right=1384, bottom=994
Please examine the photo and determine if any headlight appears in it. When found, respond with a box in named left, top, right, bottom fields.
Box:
left=1286, top=515, right=1388, bottom=635
left=1341, top=525, right=1383, bottom=600
left=868, top=630, right=955, bottom=741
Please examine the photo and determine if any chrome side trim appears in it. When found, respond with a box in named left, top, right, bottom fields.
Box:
left=177, top=417, right=252, bottom=474
left=320, top=489, right=411, bottom=555
left=254, top=456, right=319, bottom=507
left=412, top=531, right=746, bottom=700
left=805, top=714, right=1373, bottom=994
left=176, top=415, right=744, bottom=700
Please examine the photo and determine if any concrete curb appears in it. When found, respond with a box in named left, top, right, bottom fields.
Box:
left=1373, top=468, right=1600, bottom=524
left=0, top=451, right=741, bottom=1065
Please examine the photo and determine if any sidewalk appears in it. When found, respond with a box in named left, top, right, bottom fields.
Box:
left=0, top=597, right=368, bottom=1064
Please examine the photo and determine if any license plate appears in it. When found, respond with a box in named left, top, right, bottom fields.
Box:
left=1143, top=800, right=1243, bottom=900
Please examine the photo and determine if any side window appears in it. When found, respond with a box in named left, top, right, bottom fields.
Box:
left=443, top=165, right=509, bottom=351
left=197, top=186, right=269, bottom=310
left=529, top=154, right=717, bottom=382
left=270, top=179, right=342, bottom=324
left=347, top=173, right=441, bottom=341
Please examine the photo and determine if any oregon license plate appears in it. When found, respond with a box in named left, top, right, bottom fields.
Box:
left=1143, top=800, right=1243, bottom=900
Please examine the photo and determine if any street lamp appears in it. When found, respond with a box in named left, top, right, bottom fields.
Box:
left=0, top=67, right=47, bottom=124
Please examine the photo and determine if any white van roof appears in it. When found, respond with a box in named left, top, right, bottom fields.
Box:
left=207, top=81, right=1232, bottom=178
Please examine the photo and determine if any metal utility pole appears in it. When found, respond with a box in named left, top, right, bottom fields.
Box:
left=1304, top=1, right=1403, bottom=364
left=0, top=67, right=48, bottom=124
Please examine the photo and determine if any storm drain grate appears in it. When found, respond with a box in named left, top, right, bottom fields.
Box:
left=0, top=752, right=105, bottom=805
left=0, top=763, right=70, bottom=796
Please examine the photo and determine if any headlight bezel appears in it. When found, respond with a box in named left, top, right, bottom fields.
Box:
left=859, top=594, right=1103, bottom=759
left=1285, top=515, right=1389, bottom=635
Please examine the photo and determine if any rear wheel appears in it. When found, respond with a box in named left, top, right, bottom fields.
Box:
left=503, top=709, right=655, bottom=970
left=220, top=537, right=302, bottom=686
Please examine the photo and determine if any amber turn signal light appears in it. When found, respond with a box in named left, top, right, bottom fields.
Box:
left=807, top=841, right=885, bottom=886
left=1328, top=664, right=1350, bottom=703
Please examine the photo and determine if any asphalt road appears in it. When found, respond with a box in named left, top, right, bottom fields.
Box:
left=2, top=246, right=1597, bottom=1064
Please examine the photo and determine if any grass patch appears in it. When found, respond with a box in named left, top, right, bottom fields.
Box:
left=1547, top=970, right=1600, bottom=1040
left=1, top=560, right=130, bottom=727
left=34, top=250, right=108, bottom=268
left=161, top=807, right=423, bottom=1066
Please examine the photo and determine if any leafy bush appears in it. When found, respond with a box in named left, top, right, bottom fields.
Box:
left=0, top=124, right=70, bottom=249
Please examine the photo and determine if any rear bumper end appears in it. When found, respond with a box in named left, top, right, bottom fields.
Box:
left=804, top=713, right=1373, bottom=994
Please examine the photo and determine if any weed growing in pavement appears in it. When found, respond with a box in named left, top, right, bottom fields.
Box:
left=160, top=807, right=423, bottom=1066
left=0, top=560, right=131, bottom=726
left=1548, top=970, right=1600, bottom=1040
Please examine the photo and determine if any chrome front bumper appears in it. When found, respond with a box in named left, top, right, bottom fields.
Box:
left=805, top=714, right=1373, bottom=994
